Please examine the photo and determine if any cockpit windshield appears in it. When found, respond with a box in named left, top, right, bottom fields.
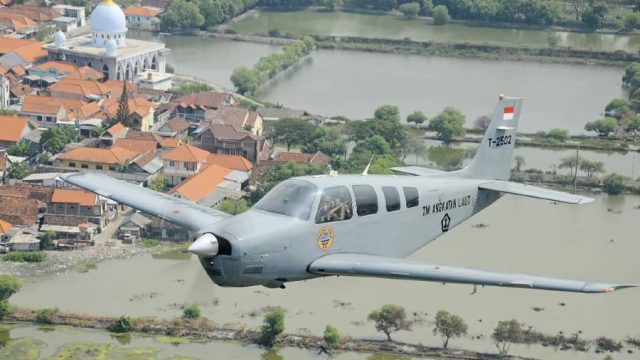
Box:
left=254, top=179, right=318, bottom=220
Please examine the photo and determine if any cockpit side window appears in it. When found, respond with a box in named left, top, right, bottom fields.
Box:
left=403, top=187, right=419, bottom=208
left=315, top=186, right=353, bottom=224
left=254, top=180, right=317, bottom=220
left=353, top=185, right=378, bottom=216
left=382, top=186, right=400, bottom=212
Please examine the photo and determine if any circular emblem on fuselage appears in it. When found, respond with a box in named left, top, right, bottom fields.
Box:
left=316, top=226, right=334, bottom=250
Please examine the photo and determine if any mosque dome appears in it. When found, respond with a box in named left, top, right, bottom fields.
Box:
left=91, top=0, right=127, bottom=33
left=53, top=29, right=66, bottom=48
left=105, top=37, right=117, bottom=56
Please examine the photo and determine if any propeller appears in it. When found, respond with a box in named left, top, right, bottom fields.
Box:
left=188, top=233, right=219, bottom=257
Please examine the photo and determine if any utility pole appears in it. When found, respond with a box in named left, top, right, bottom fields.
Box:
left=574, top=146, right=579, bottom=194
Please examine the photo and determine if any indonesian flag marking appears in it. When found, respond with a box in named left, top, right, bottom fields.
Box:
left=503, top=106, right=514, bottom=121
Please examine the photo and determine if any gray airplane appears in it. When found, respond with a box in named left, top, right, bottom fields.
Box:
left=61, top=96, right=636, bottom=293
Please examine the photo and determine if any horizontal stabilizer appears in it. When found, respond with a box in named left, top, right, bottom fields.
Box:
left=391, top=166, right=445, bottom=176
left=60, top=172, right=230, bottom=231
left=479, top=181, right=593, bottom=204
left=308, top=254, right=635, bottom=293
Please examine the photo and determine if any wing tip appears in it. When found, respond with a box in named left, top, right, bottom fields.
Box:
left=586, top=283, right=638, bottom=293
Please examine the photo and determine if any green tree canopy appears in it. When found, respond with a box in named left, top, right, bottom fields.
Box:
left=428, top=107, right=465, bottom=142
left=492, top=319, right=524, bottom=355
left=367, top=304, right=411, bottom=341
left=160, top=0, right=205, bottom=31
left=584, top=118, right=617, bottom=137
left=605, top=98, right=631, bottom=119
left=323, top=325, right=340, bottom=348
left=602, top=173, right=625, bottom=195
left=217, top=198, right=250, bottom=215
left=406, top=110, right=427, bottom=126
left=6, top=141, right=29, bottom=156
left=559, top=155, right=584, bottom=178
left=513, top=154, right=525, bottom=172
left=231, top=66, right=259, bottom=95
left=399, top=2, right=421, bottom=18
left=6, top=161, right=29, bottom=180
left=545, top=128, right=569, bottom=142
left=582, top=1, right=608, bottom=30
left=260, top=308, right=285, bottom=349
left=301, top=126, right=347, bottom=157
left=267, top=118, right=316, bottom=151
left=0, top=275, right=21, bottom=320
left=433, top=4, right=450, bottom=24
left=579, top=159, right=605, bottom=178
left=374, top=104, right=401, bottom=122
left=40, top=126, right=77, bottom=154
left=433, top=310, right=468, bottom=349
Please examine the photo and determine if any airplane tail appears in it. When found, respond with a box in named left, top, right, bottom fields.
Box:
left=459, top=95, right=523, bottom=181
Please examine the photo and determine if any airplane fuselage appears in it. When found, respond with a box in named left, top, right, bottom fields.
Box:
left=198, top=173, right=501, bottom=288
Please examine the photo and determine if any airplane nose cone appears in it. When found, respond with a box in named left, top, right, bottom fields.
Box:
left=188, top=233, right=219, bottom=257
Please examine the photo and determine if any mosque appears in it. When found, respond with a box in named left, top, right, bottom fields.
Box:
left=44, top=0, right=169, bottom=81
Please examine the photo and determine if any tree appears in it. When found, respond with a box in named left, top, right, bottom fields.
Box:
left=433, top=5, right=450, bottom=25
left=433, top=310, right=467, bottom=349
left=231, top=66, right=259, bottom=95
left=374, top=104, right=401, bottom=123
left=301, top=126, right=347, bottom=157
left=367, top=304, right=411, bottom=341
left=217, top=198, right=250, bottom=215
left=559, top=155, right=583, bottom=178
left=580, top=159, right=604, bottom=178
left=585, top=118, right=617, bottom=137
left=6, top=141, right=29, bottom=156
left=546, top=128, right=569, bottom=142
left=427, top=146, right=465, bottom=170
left=182, top=304, right=201, bottom=319
left=38, top=231, right=56, bottom=250
left=260, top=308, right=285, bottom=349
left=602, top=173, right=625, bottom=195
left=160, top=0, right=205, bottom=31
left=399, top=2, right=421, bottom=18
left=582, top=2, right=608, bottom=30
left=428, top=107, right=465, bottom=142
left=108, top=316, right=134, bottom=333
left=0, top=275, right=21, bottom=320
left=625, top=116, right=640, bottom=135
left=116, top=81, right=130, bottom=127
left=399, top=133, right=427, bottom=162
left=605, top=98, right=630, bottom=119
left=472, top=115, right=491, bottom=131
left=147, top=177, right=167, bottom=192
left=6, top=161, right=29, bottom=180
left=267, top=118, right=315, bottom=151
left=492, top=319, right=523, bottom=355
left=323, top=325, right=340, bottom=348
left=406, top=110, right=427, bottom=126
left=513, top=155, right=525, bottom=172
left=172, top=81, right=213, bottom=96
left=320, top=0, right=340, bottom=11
left=625, top=13, right=640, bottom=30
left=547, top=33, right=560, bottom=48
left=40, top=126, right=77, bottom=154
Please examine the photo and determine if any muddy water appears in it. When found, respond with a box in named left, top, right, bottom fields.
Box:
left=12, top=193, right=640, bottom=359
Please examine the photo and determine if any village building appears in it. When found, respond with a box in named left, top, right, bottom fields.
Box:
left=0, top=189, right=47, bottom=226
left=0, top=73, right=9, bottom=109
left=206, top=106, right=263, bottom=136
left=118, top=211, right=151, bottom=241
left=101, top=95, right=156, bottom=131
left=46, top=188, right=108, bottom=229
left=135, top=69, right=171, bottom=90
left=44, top=0, right=169, bottom=81
left=20, top=95, right=86, bottom=126
left=0, top=115, right=33, bottom=148
left=48, top=77, right=112, bottom=101
left=0, top=5, right=59, bottom=23
left=170, top=91, right=237, bottom=122
left=154, top=116, right=189, bottom=138
left=0, top=13, right=36, bottom=36
left=169, top=162, right=246, bottom=207
left=123, top=6, right=160, bottom=28
left=99, top=122, right=127, bottom=146
left=0, top=38, right=46, bottom=71
left=7, top=229, right=40, bottom=251
left=161, top=143, right=209, bottom=185
left=52, top=4, right=86, bottom=29
left=55, top=146, right=138, bottom=171
left=206, top=153, right=253, bottom=175
left=198, top=123, right=262, bottom=163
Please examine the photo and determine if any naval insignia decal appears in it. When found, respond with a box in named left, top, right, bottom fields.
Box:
left=441, top=213, right=451, bottom=232
left=316, top=226, right=334, bottom=250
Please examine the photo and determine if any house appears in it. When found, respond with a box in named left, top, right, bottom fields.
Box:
left=99, top=122, right=128, bottom=147
left=52, top=16, right=78, bottom=32
left=0, top=196, right=45, bottom=226
left=8, top=229, right=40, bottom=251
left=206, top=153, right=253, bottom=174
left=169, top=162, right=231, bottom=203
left=55, top=146, right=138, bottom=171
left=149, top=215, right=188, bottom=241
left=67, top=66, right=103, bottom=81
left=135, top=70, right=172, bottom=91
left=123, top=6, right=160, bottom=27
left=206, top=107, right=263, bottom=136
left=49, top=78, right=111, bottom=101
left=118, top=211, right=151, bottom=240
left=52, top=5, right=86, bottom=28
left=0, top=13, right=36, bottom=34
left=154, top=116, right=189, bottom=138
left=161, top=144, right=209, bottom=185
left=0, top=73, right=9, bottom=108
left=20, top=95, right=86, bottom=126
left=173, top=92, right=237, bottom=122
left=47, top=188, right=107, bottom=229
left=199, top=123, right=261, bottom=163
left=0, top=37, right=38, bottom=56
left=0, top=40, right=46, bottom=71
left=0, top=219, right=11, bottom=234
left=0, top=115, right=32, bottom=148
left=0, top=5, right=60, bottom=22
left=26, top=60, right=80, bottom=88
left=101, top=96, right=155, bottom=131
left=22, top=172, right=70, bottom=187
left=273, top=151, right=330, bottom=168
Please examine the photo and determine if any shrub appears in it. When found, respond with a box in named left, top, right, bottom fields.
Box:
left=260, top=308, right=285, bottom=349
left=4, top=251, right=47, bottom=263
left=367, top=304, right=411, bottom=341
left=433, top=5, right=450, bottom=25
left=324, top=325, right=340, bottom=348
left=602, top=173, right=625, bottom=195
left=182, top=304, right=201, bottom=319
left=36, top=308, right=58, bottom=324
left=108, top=316, right=134, bottom=333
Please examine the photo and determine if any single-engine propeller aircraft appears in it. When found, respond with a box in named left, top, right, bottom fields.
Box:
left=62, top=96, right=636, bottom=293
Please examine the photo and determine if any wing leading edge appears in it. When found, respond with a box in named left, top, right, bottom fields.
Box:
left=308, top=253, right=636, bottom=293
left=60, top=172, right=230, bottom=231
left=479, top=181, right=593, bottom=204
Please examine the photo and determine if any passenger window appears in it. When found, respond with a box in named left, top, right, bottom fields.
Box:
left=353, top=185, right=378, bottom=216
left=382, top=186, right=400, bottom=212
left=315, top=186, right=353, bottom=223
left=403, top=187, right=419, bottom=208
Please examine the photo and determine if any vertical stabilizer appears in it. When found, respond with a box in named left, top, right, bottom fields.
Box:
left=460, top=96, right=523, bottom=180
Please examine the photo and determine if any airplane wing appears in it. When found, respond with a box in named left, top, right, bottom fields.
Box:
left=60, top=172, right=230, bottom=231
left=308, top=253, right=636, bottom=293
left=479, top=181, right=593, bottom=204
left=391, top=166, right=445, bottom=176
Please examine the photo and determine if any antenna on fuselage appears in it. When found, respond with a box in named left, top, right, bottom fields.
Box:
left=361, top=154, right=375, bottom=176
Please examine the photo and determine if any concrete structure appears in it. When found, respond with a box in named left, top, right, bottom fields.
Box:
left=44, top=0, right=169, bottom=81
left=135, top=69, right=171, bottom=91
left=123, top=6, right=160, bottom=27
left=52, top=5, right=86, bottom=28
left=47, top=188, right=107, bottom=229
left=0, top=74, right=9, bottom=109
left=53, top=17, right=79, bottom=32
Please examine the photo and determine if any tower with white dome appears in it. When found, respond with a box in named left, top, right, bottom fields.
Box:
left=91, top=0, right=127, bottom=48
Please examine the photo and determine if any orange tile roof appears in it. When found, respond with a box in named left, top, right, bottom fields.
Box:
left=106, top=122, right=126, bottom=136
left=161, top=144, right=209, bottom=162
left=160, top=137, right=181, bottom=148
left=9, top=65, right=25, bottom=76
left=123, top=5, right=160, bottom=17
left=49, top=78, right=111, bottom=97
left=51, top=188, right=96, bottom=207
left=34, top=61, right=80, bottom=75
left=13, top=42, right=46, bottom=63
left=0, top=37, right=37, bottom=54
left=101, top=96, right=154, bottom=118
left=103, top=80, right=137, bottom=99
left=0, top=65, right=6, bottom=74
left=77, top=102, right=102, bottom=119
left=169, top=163, right=231, bottom=202
left=0, top=13, right=36, bottom=30
left=206, top=153, right=253, bottom=171
left=0, top=115, right=29, bottom=142
left=58, top=146, right=137, bottom=165
left=114, top=138, right=157, bottom=155
left=67, top=66, right=104, bottom=81
left=21, top=95, right=86, bottom=117
left=0, top=218, right=11, bottom=233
